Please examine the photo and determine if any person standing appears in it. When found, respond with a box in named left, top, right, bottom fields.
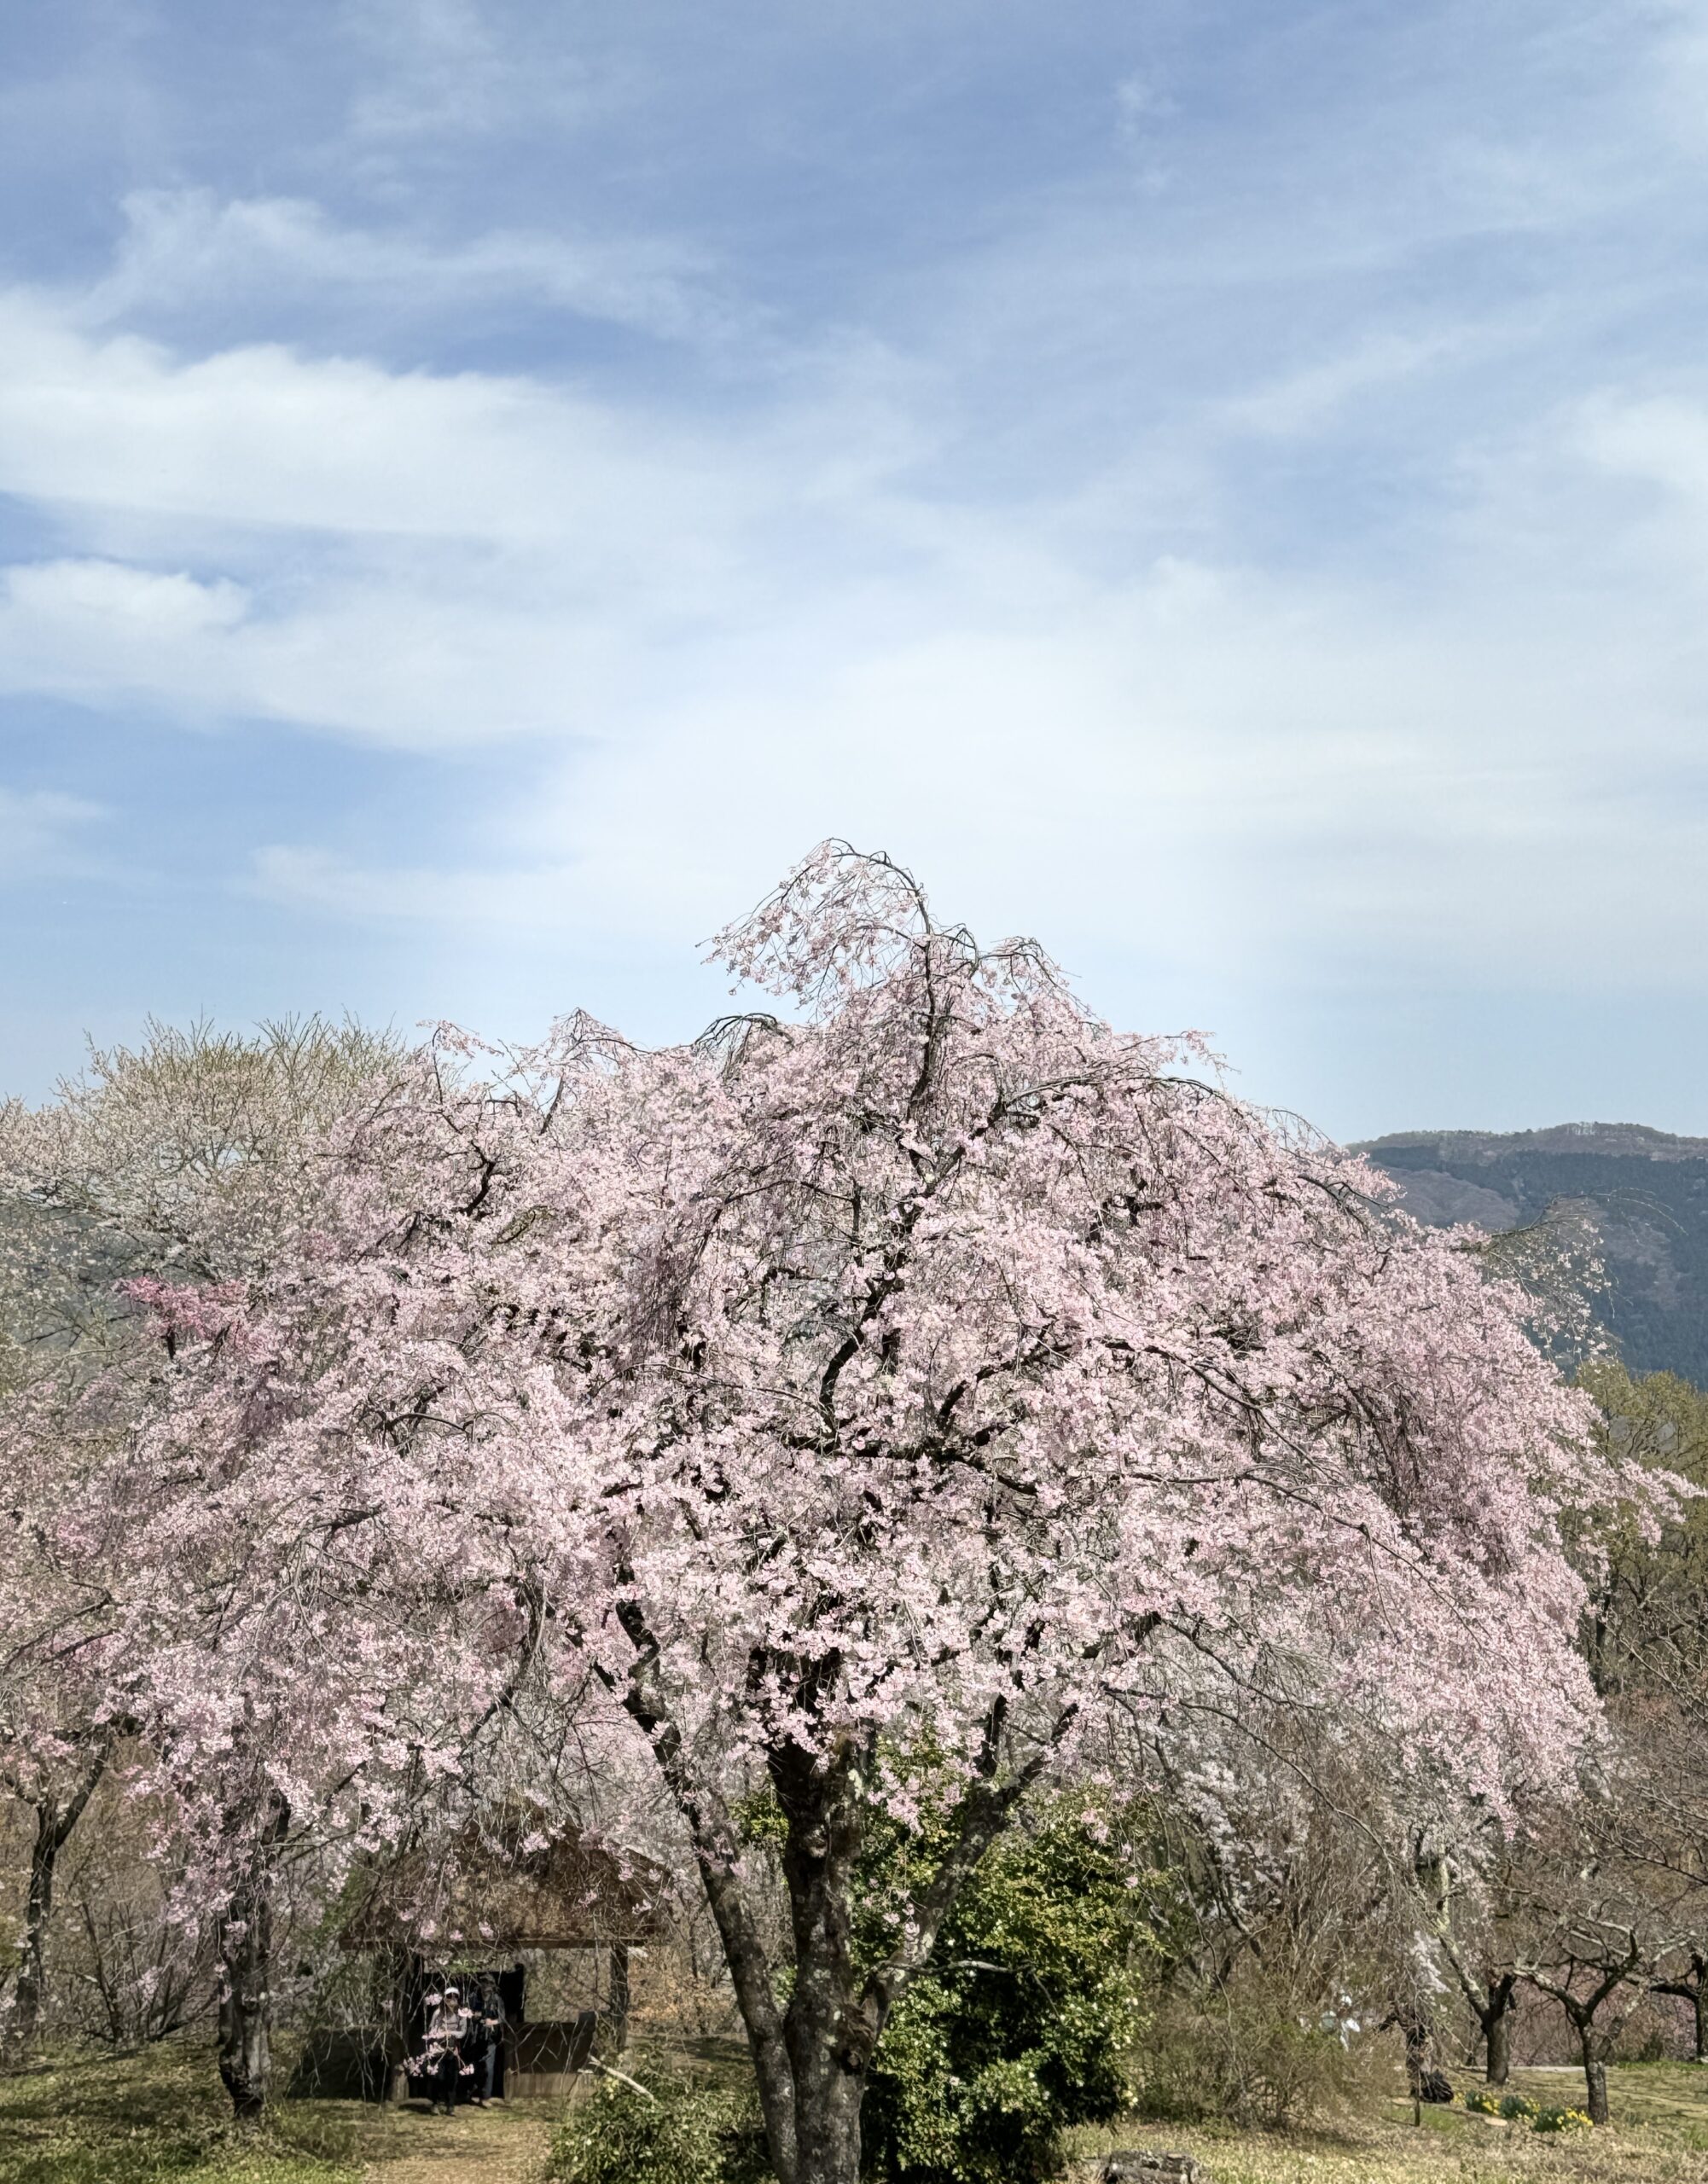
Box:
left=462, top=1976, right=504, bottom=2106
left=478, top=1972, right=508, bottom=2102
left=420, top=1983, right=471, bottom=2114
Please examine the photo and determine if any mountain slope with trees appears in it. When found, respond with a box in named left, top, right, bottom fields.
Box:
left=1357, top=1124, right=1708, bottom=1385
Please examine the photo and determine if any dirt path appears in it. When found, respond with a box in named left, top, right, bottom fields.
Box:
left=357, top=2100, right=555, bottom=2183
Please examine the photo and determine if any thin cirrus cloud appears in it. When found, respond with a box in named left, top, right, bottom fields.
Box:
left=1, top=0, right=1707, bottom=1133
left=78, top=189, right=743, bottom=349
left=0, top=784, right=106, bottom=880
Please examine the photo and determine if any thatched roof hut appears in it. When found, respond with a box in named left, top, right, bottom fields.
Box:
left=341, top=1815, right=670, bottom=1953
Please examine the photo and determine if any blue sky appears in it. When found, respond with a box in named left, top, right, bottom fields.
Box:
left=3, top=1, right=1707, bottom=1138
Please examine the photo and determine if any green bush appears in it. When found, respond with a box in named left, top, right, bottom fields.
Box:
left=1497, top=2092, right=1539, bottom=2120
left=545, top=2065, right=766, bottom=2184
left=860, top=1806, right=1158, bottom=2184
left=1463, top=2088, right=1502, bottom=2115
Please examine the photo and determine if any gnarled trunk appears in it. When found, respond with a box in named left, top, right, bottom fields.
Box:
left=1485, top=1992, right=1513, bottom=2085
left=216, top=1792, right=289, bottom=2124
left=1481, top=1972, right=1517, bottom=2085
left=618, top=1597, right=1072, bottom=2184
left=6, top=1745, right=112, bottom=2059
left=1525, top=1943, right=1638, bottom=2130
left=1577, top=2030, right=1609, bottom=2127
left=11, top=1806, right=60, bottom=2055
left=216, top=1889, right=272, bottom=2121
left=787, top=2048, right=867, bottom=2184
left=776, top=1744, right=878, bottom=2184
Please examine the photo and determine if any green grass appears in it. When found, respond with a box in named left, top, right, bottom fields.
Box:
left=7, top=2043, right=1708, bottom=2184
left=0, top=2045, right=362, bottom=2184
left=1069, top=2061, right=1708, bottom=2183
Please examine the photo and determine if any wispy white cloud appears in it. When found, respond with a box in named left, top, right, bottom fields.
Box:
left=0, top=276, right=942, bottom=745
left=80, top=189, right=742, bottom=346
left=340, top=0, right=607, bottom=147
left=4, top=0, right=1708, bottom=1128
left=0, top=784, right=106, bottom=881
left=252, top=842, right=582, bottom=930
left=1218, top=329, right=1485, bottom=439
left=0, top=290, right=781, bottom=546
left=3, top=211, right=1706, bottom=986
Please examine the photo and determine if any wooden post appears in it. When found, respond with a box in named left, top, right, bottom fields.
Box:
left=607, top=1942, right=631, bottom=2053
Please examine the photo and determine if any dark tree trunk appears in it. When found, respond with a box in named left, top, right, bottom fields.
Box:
left=373, top=1944, right=422, bottom=2099
left=216, top=1889, right=272, bottom=2123
left=775, top=1745, right=877, bottom=2184
left=216, top=1793, right=288, bottom=2124
left=1485, top=1994, right=1513, bottom=2086
left=7, top=1747, right=112, bottom=2058
left=1565, top=2004, right=1612, bottom=2127
left=1527, top=1952, right=1637, bottom=2130
left=619, top=1607, right=801, bottom=2181
left=1651, top=1965, right=1707, bottom=2067
left=1483, top=1973, right=1517, bottom=2085
left=1579, top=2035, right=1609, bottom=2128
left=12, top=1807, right=60, bottom=2055
left=617, top=1599, right=1071, bottom=2184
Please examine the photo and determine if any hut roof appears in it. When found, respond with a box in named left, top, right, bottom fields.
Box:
left=341, top=1816, right=670, bottom=1952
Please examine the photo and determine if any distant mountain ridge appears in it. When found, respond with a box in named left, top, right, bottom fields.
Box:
left=1356, top=1123, right=1708, bottom=1385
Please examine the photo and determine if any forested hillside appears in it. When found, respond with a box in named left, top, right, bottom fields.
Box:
left=1358, top=1124, right=1708, bottom=1385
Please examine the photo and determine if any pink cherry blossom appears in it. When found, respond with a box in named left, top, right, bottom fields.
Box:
left=6, top=851, right=1664, bottom=2176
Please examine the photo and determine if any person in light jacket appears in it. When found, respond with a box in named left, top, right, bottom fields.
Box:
left=420, top=1984, right=471, bottom=2114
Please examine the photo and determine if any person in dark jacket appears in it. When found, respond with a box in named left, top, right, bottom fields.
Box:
left=476, top=1972, right=513, bottom=2103
left=459, top=1976, right=494, bottom=2106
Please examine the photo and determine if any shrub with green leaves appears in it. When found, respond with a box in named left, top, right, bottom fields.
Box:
left=859, top=1804, right=1158, bottom=2184
left=1497, top=2091, right=1539, bottom=2120
left=1463, top=2088, right=1502, bottom=2115
left=545, top=2066, right=766, bottom=2184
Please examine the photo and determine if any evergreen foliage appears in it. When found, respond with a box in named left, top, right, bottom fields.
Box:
left=860, top=1805, right=1156, bottom=2184
left=546, top=2067, right=767, bottom=2184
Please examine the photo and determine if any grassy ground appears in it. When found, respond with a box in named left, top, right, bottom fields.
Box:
left=0, top=2042, right=365, bottom=2183
left=0, top=2044, right=566, bottom=2184
left=3, top=2047, right=1707, bottom=2184
left=1071, top=2064, right=1708, bottom=2183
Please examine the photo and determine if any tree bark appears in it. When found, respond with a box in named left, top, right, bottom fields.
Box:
left=1485, top=1985, right=1514, bottom=2086
left=617, top=1597, right=1072, bottom=2184
left=216, top=1792, right=289, bottom=2124
left=1524, top=1938, right=1638, bottom=2129
left=615, top=1600, right=799, bottom=2181
left=7, top=1745, right=112, bottom=2057
left=775, top=1745, right=873, bottom=2184
left=12, top=1806, right=61, bottom=2055
left=1438, top=1937, right=1517, bottom=2087
left=1578, top=2030, right=1610, bottom=2127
